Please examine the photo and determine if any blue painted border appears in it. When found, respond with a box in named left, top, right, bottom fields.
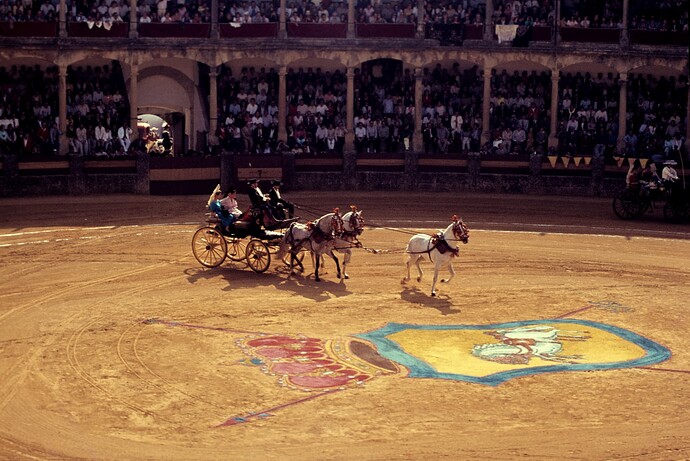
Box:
left=355, top=319, right=671, bottom=386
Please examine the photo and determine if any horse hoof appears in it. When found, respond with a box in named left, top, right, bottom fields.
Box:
left=343, top=274, right=349, bottom=279
left=431, top=292, right=437, bottom=297
left=416, top=277, right=422, bottom=282
left=441, top=279, right=447, bottom=283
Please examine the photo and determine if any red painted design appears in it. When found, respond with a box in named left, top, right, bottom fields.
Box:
left=240, top=334, right=375, bottom=391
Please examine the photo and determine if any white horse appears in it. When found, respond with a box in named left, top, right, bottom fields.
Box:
left=280, top=209, right=344, bottom=282
left=321, top=206, right=365, bottom=280
left=402, top=215, right=470, bottom=296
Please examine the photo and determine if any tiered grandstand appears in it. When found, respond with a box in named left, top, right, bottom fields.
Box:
left=0, top=0, right=687, bottom=195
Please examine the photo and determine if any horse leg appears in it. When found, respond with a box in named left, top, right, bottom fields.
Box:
left=441, top=262, right=455, bottom=284
left=402, top=254, right=412, bottom=283
left=430, top=264, right=441, bottom=296
left=328, top=250, right=341, bottom=279
left=314, top=252, right=321, bottom=282
left=415, top=257, right=424, bottom=282
left=341, top=249, right=351, bottom=279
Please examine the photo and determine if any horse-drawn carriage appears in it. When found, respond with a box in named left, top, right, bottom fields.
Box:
left=612, top=173, right=689, bottom=223
left=191, top=206, right=299, bottom=273
left=192, top=190, right=366, bottom=278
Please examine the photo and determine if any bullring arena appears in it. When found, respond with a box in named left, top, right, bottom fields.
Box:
left=1, top=190, right=689, bottom=460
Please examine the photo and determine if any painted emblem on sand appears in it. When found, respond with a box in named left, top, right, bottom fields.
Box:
left=357, top=319, right=670, bottom=386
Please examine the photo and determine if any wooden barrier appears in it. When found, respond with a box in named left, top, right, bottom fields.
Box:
left=149, top=156, right=220, bottom=195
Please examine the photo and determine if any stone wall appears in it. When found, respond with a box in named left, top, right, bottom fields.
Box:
left=1, top=151, right=631, bottom=198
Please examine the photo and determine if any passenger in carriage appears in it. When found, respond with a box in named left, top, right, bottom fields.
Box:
left=207, top=185, right=241, bottom=233
left=268, top=180, right=295, bottom=219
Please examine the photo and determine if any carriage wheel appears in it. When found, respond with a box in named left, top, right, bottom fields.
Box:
left=246, top=239, right=271, bottom=273
left=663, top=201, right=688, bottom=224
left=282, top=249, right=305, bottom=267
left=612, top=191, right=642, bottom=220
left=227, top=238, right=247, bottom=261
left=192, top=226, right=227, bottom=268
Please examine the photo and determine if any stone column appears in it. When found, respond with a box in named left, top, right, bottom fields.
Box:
left=129, top=0, right=138, bottom=38
left=345, top=66, right=355, bottom=152
left=279, top=0, right=287, bottom=38
left=129, top=64, right=139, bottom=141
left=620, top=0, right=629, bottom=46
left=209, top=67, right=219, bottom=146
left=347, top=0, right=355, bottom=38
left=413, top=67, right=423, bottom=152
left=59, top=0, right=66, bottom=37
left=483, top=0, right=494, bottom=41
left=416, top=0, right=425, bottom=38
left=279, top=66, right=287, bottom=142
left=211, top=0, right=219, bottom=38
left=686, top=87, right=690, bottom=154
left=549, top=70, right=559, bottom=147
left=59, top=65, right=68, bottom=155
left=481, top=66, right=491, bottom=145
left=617, top=72, right=627, bottom=154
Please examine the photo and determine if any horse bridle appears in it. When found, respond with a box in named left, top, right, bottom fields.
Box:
left=346, top=212, right=365, bottom=237
left=452, top=219, right=470, bottom=244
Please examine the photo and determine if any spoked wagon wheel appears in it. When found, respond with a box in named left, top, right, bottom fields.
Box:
left=227, top=237, right=247, bottom=261
left=246, top=239, right=271, bottom=273
left=282, top=248, right=306, bottom=268
left=192, top=226, right=227, bottom=268
left=663, top=200, right=688, bottom=223
left=612, top=190, right=642, bottom=220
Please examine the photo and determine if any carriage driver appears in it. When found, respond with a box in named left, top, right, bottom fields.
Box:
left=268, top=180, right=295, bottom=219
left=247, top=178, right=269, bottom=208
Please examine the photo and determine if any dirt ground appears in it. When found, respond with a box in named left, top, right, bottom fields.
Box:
left=1, top=191, right=689, bottom=461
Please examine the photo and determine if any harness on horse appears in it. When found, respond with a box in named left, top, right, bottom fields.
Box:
left=430, top=233, right=460, bottom=257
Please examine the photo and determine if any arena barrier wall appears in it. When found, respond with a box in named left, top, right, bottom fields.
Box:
left=2, top=151, right=685, bottom=198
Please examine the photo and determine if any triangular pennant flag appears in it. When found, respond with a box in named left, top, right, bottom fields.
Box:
left=584, top=157, right=592, bottom=165
left=562, top=156, right=570, bottom=168
left=548, top=156, right=558, bottom=168
left=616, top=157, right=625, bottom=168
left=640, top=158, right=648, bottom=168
left=573, top=156, right=582, bottom=167
left=628, top=157, right=637, bottom=168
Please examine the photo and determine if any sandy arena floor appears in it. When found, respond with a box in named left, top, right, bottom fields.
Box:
left=0, top=191, right=689, bottom=461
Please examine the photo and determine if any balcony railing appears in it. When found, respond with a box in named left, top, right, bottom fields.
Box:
left=355, top=23, right=415, bottom=38
left=67, top=21, right=129, bottom=38
left=219, top=22, right=278, bottom=38
left=139, top=23, right=211, bottom=38
left=287, top=23, right=346, bottom=38
left=0, top=21, right=57, bottom=37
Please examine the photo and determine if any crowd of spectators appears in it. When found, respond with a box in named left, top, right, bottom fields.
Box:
left=419, top=63, right=482, bottom=154
left=0, top=65, right=59, bottom=156
left=352, top=59, right=415, bottom=154
left=63, top=63, right=133, bottom=157
left=490, top=0, right=554, bottom=26
left=1, top=61, right=687, bottom=161
left=355, top=0, right=417, bottom=24
left=1, top=0, right=686, bottom=34
left=556, top=71, right=619, bottom=158
left=624, top=72, right=687, bottom=161
left=488, top=68, right=551, bottom=156
left=554, top=70, right=688, bottom=162
left=215, top=65, right=281, bottom=154
left=285, top=67, right=347, bottom=154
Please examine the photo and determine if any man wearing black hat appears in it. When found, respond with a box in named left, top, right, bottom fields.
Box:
left=268, top=180, right=295, bottom=219
left=247, top=178, right=269, bottom=208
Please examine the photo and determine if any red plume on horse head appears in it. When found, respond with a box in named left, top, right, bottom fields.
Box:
left=333, top=207, right=340, bottom=215
left=452, top=214, right=459, bottom=222
left=350, top=205, right=358, bottom=212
